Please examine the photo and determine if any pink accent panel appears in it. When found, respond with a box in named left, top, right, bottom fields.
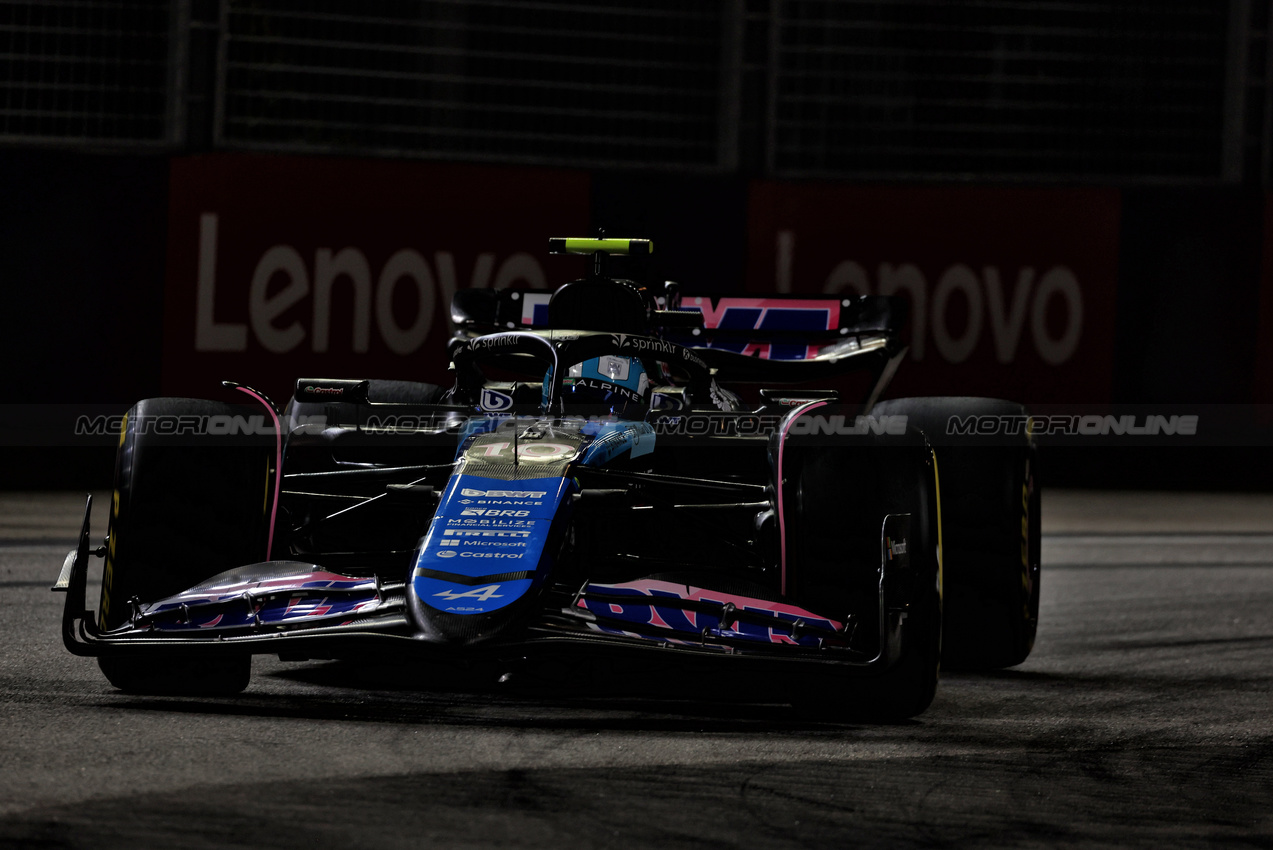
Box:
left=198, top=614, right=224, bottom=628
left=777, top=400, right=827, bottom=596
left=235, top=386, right=282, bottom=560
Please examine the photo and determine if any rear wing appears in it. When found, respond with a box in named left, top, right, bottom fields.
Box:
left=667, top=293, right=903, bottom=357
left=678, top=295, right=906, bottom=385
left=452, top=288, right=906, bottom=382
left=452, top=289, right=904, bottom=352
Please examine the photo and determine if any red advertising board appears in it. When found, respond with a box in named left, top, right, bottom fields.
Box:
left=747, top=183, right=1121, bottom=403
left=164, top=154, right=591, bottom=403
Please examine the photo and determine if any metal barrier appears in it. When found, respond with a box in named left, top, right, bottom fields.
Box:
left=1, top=0, right=1268, bottom=183
left=766, top=0, right=1233, bottom=181
left=0, top=0, right=173, bottom=145
left=217, top=1, right=734, bottom=169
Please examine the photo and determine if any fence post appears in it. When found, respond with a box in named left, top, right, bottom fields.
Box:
left=1223, top=0, right=1252, bottom=183
left=212, top=0, right=229, bottom=148
left=718, top=0, right=745, bottom=172
left=765, top=0, right=782, bottom=175
left=165, top=0, right=192, bottom=147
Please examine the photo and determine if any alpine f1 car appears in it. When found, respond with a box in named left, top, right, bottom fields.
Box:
left=54, top=237, right=1040, bottom=720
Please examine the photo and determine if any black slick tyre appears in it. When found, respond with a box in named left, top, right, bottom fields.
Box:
left=871, top=397, right=1041, bottom=670
left=98, top=397, right=273, bottom=694
left=779, top=419, right=943, bottom=720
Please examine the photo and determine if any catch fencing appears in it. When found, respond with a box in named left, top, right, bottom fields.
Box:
left=1, top=0, right=1267, bottom=182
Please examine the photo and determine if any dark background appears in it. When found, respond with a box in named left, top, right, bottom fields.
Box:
left=2, top=1, right=1270, bottom=488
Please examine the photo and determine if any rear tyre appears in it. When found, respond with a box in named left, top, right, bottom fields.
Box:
left=781, top=422, right=942, bottom=720
left=98, top=398, right=272, bottom=695
left=871, top=397, right=1040, bottom=670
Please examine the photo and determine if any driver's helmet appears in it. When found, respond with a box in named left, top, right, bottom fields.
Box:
left=550, top=354, right=651, bottom=418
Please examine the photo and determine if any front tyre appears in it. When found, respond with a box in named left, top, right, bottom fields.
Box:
left=780, top=423, right=942, bottom=720
left=98, top=398, right=272, bottom=695
left=871, top=397, right=1040, bottom=670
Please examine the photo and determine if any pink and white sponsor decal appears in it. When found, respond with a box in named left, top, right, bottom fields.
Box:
left=578, top=578, right=843, bottom=645
left=682, top=296, right=840, bottom=360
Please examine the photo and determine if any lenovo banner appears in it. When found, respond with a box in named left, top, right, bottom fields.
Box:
left=747, top=183, right=1120, bottom=403
left=164, top=154, right=591, bottom=403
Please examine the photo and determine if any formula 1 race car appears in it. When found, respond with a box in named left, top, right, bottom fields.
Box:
left=54, top=237, right=1040, bottom=720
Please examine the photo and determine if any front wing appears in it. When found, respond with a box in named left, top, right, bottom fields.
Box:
left=55, top=495, right=913, bottom=675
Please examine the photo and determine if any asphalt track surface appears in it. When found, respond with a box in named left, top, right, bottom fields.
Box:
left=2, top=490, right=1271, bottom=849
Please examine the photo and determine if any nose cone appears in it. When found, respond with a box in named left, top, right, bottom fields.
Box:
left=406, top=473, right=572, bottom=646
